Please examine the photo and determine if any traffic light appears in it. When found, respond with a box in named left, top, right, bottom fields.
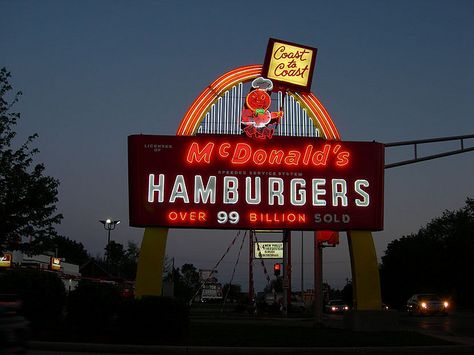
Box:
left=273, top=263, right=281, bottom=277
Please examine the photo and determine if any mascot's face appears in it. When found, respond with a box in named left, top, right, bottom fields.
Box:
left=246, top=89, right=271, bottom=111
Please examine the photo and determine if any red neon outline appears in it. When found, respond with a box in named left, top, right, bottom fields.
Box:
left=248, top=212, right=307, bottom=223
left=246, top=90, right=272, bottom=111
left=185, top=141, right=352, bottom=168
left=167, top=210, right=208, bottom=223
left=268, top=149, right=284, bottom=164
left=176, top=64, right=341, bottom=140
left=186, top=142, right=214, bottom=164
left=253, top=149, right=267, bottom=165
left=312, top=144, right=330, bottom=166
left=336, top=152, right=350, bottom=167
left=284, top=151, right=301, bottom=166
left=231, top=143, right=252, bottom=164
left=218, top=142, right=231, bottom=158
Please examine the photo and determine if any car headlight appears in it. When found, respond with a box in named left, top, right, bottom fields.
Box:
left=421, top=302, right=427, bottom=308
left=443, top=301, right=449, bottom=308
left=331, top=306, right=336, bottom=311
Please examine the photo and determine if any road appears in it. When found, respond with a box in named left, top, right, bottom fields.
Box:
left=26, top=310, right=474, bottom=354
left=399, top=310, right=474, bottom=338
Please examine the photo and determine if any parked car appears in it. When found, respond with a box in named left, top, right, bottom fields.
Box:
left=324, top=299, right=350, bottom=313
left=406, top=293, right=449, bottom=316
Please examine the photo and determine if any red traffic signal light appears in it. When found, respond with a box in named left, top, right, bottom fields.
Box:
left=273, top=263, right=281, bottom=276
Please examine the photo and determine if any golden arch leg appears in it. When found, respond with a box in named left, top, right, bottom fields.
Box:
left=135, top=227, right=168, bottom=298
left=347, top=231, right=382, bottom=310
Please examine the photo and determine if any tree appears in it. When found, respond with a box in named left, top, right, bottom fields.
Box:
left=105, top=240, right=139, bottom=279
left=166, top=263, right=200, bottom=300
left=0, top=68, right=62, bottom=253
left=42, top=234, right=90, bottom=265
left=180, top=263, right=200, bottom=291
left=106, top=240, right=125, bottom=269
left=340, top=280, right=353, bottom=306
left=121, top=241, right=140, bottom=279
left=380, top=198, right=474, bottom=307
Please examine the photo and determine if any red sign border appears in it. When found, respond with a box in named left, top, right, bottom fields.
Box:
left=128, top=134, right=385, bottom=231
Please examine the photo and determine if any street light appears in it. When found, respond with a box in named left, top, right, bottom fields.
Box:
left=99, top=218, right=120, bottom=265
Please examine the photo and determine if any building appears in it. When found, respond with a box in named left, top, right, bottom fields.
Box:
left=0, top=251, right=81, bottom=292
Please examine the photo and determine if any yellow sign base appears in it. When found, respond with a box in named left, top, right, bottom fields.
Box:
left=347, top=231, right=382, bottom=310
left=135, top=227, right=168, bottom=298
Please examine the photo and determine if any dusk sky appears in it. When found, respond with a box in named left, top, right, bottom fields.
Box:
left=2, top=0, right=473, bottom=290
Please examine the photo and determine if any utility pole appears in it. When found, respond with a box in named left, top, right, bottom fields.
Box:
left=99, top=219, right=120, bottom=270
left=282, top=230, right=288, bottom=316
left=314, top=237, right=323, bottom=325
left=248, top=230, right=254, bottom=304
left=301, top=231, right=304, bottom=301
left=287, top=230, right=292, bottom=308
left=282, top=230, right=291, bottom=316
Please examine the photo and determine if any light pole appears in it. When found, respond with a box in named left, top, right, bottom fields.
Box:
left=99, top=218, right=120, bottom=267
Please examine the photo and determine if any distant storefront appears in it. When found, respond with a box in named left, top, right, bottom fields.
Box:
left=0, top=251, right=81, bottom=292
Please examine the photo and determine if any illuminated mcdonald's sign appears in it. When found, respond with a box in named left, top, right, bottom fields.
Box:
left=50, top=257, right=61, bottom=271
left=128, top=134, right=384, bottom=231
left=0, top=253, right=12, bottom=268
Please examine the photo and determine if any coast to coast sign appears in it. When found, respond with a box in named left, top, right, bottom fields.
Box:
left=262, top=38, right=317, bottom=92
left=128, top=134, right=384, bottom=231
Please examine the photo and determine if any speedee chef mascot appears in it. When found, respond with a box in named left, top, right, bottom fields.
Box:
left=241, top=77, right=283, bottom=140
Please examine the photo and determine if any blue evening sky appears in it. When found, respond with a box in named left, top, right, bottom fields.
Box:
left=2, top=0, right=473, bottom=290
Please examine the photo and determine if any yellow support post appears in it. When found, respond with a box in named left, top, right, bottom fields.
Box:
left=135, top=227, right=168, bottom=298
left=346, top=231, right=382, bottom=310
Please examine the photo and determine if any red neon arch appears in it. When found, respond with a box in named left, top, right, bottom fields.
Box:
left=176, top=64, right=340, bottom=140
